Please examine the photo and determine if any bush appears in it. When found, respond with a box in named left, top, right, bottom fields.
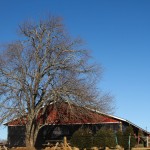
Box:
left=70, top=128, right=93, bottom=149
left=93, top=128, right=116, bottom=148
left=124, top=126, right=136, bottom=150
left=93, top=128, right=105, bottom=148
left=116, top=130, right=124, bottom=147
left=138, top=130, right=144, bottom=146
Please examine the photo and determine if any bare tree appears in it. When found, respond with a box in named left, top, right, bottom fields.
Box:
left=0, top=16, right=114, bottom=148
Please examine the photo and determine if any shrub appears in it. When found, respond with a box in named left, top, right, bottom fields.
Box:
left=138, top=130, right=144, bottom=146
left=93, top=128, right=106, bottom=148
left=93, top=128, right=116, bottom=148
left=70, top=128, right=93, bottom=149
left=105, top=129, right=116, bottom=148
left=116, top=130, right=124, bottom=147
left=124, top=126, right=136, bottom=150
left=138, top=129, right=144, bottom=137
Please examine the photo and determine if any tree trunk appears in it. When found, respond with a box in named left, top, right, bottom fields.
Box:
left=25, top=120, right=39, bottom=150
left=26, top=137, right=35, bottom=150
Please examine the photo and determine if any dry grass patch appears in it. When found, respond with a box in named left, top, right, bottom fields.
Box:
left=9, top=147, right=35, bottom=150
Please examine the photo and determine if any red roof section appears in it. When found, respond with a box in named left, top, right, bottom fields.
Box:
left=6, top=102, right=119, bottom=126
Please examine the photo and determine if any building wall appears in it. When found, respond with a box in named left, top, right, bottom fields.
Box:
left=35, top=123, right=120, bottom=147
left=7, top=123, right=120, bottom=147
left=7, top=123, right=137, bottom=147
left=8, top=126, right=26, bottom=147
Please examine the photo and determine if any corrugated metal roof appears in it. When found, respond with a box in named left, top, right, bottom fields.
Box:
left=4, top=101, right=150, bottom=135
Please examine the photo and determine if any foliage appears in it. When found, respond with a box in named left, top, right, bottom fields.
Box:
left=138, top=129, right=144, bottom=137
left=116, top=130, right=124, bottom=147
left=70, top=128, right=93, bottom=149
left=124, top=126, right=136, bottom=149
left=93, top=128, right=116, bottom=148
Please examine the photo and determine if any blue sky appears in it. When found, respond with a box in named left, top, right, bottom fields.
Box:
left=0, top=0, right=150, bottom=139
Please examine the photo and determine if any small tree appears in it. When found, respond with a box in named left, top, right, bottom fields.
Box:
left=70, top=128, right=93, bottom=149
left=93, top=128, right=106, bottom=148
left=93, top=128, right=116, bottom=148
left=105, top=129, right=116, bottom=148
left=124, top=126, right=136, bottom=150
left=138, top=130, right=144, bottom=137
left=116, top=130, right=124, bottom=147
left=138, top=130, right=144, bottom=146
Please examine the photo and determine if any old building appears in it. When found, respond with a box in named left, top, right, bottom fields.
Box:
left=4, top=102, right=150, bottom=147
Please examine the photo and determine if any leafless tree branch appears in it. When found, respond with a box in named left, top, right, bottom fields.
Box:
left=0, top=16, right=114, bottom=147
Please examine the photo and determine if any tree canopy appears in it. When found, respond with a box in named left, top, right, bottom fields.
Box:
left=0, top=16, right=114, bottom=148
